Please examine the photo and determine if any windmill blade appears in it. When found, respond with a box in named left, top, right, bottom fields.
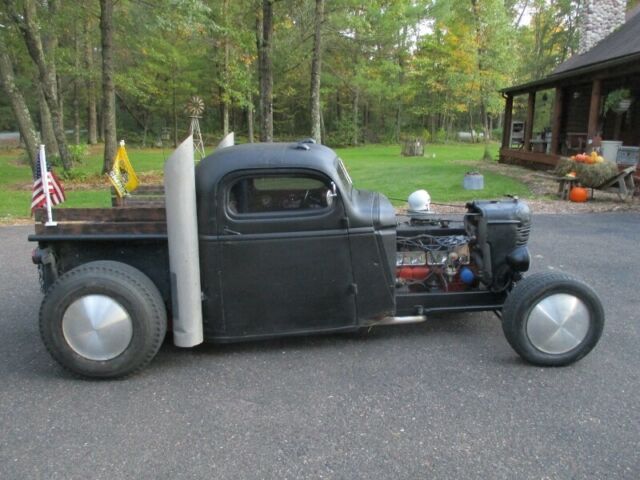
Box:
left=185, top=96, right=205, bottom=116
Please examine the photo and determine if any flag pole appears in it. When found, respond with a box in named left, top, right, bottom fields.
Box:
left=39, top=144, right=57, bottom=227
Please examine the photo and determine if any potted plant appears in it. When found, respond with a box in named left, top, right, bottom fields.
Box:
left=604, top=88, right=632, bottom=114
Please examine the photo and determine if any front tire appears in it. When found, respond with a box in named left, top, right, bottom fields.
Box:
left=501, top=272, right=604, bottom=366
left=40, top=261, right=167, bottom=378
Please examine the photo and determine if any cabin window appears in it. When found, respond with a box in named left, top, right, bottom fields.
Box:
left=228, top=174, right=331, bottom=214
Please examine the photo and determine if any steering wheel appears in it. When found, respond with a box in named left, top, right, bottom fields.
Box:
left=301, top=190, right=323, bottom=208
left=301, top=190, right=311, bottom=208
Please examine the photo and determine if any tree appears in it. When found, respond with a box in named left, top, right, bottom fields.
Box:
left=7, top=0, right=72, bottom=169
left=83, top=16, right=98, bottom=145
left=0, top=33, right=39, bottom=173
left=258, top=0, right=274, bottom=141
left=100, top=0, right=116, bottom=173
left=310, top=0, right=324, bottom=143
left=0, top=0, right=590, bottom=153
left=37, top=85, right=58, bottom=155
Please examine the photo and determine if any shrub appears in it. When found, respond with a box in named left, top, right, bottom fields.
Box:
left=68, top=144, right=88, bottom=165
left=433, top=128, right=447, bottom=144
left=325, top=118, right=358, bottom=147
left=59, top=169, right=89, bottom=182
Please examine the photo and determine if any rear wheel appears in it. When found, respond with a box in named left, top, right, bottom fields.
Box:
left=40, top=261, right=167, bottom=378
left=501, top=272, right=604, bottom=366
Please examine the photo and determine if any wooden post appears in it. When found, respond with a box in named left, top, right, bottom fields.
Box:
left=524, top=91, right=536, bottom=151
left=501, top=94, right=513, bottom=149
left=550, top=87, right=564, bottom=155
left=587, top=79, right=602, bottom=143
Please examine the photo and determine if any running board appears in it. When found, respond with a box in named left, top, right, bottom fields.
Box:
left=373, top=315, right=427, bottom=326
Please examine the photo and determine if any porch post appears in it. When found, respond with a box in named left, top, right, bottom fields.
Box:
left=501, top=94, right=513, bottom=149
left=523, top=91, right=535, bottom=151
left=550, top=87, right=564, bottom=155
left=587, top=79, right=602, bottom=146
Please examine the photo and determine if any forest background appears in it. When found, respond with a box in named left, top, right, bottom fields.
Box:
left=1, top=0, right=639, bottom=175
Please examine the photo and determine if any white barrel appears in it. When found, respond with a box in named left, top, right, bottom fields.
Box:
left=463, top=173, right=484, bottom=190
left=163, top=135, right=204, bottom=347
left=601, top=140, right=622, bottom=162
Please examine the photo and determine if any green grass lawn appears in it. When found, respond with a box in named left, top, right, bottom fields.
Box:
left=0, top=142, right=530, bottom=220
left=336, top=143, right=529, bottom=206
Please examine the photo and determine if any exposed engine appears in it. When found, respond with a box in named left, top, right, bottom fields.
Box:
left=395, top=199, right=532, bottom=293
left=396, top=234, right=476, bottom=292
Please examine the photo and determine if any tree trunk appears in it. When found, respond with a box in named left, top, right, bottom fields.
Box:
left=73, top=27, right=81, bottom=145
left=222, top=97, right=229, bottom=136
left=172, top=74, right=178, bottom=147
left=99, top=106, right=105, bottom=143
left=247, top=93, right=255, bottom=143
left=142, top=114, right=149, bottom=147
left=222, top=0, right=230, bottom=136
left=255, top=9, right=263, bottom=135
left=0, top=39, right=39, bottom=174
left=363, top=100, right=369, bottom=143
left=352, top=88, right=359, bottom=146
left=100, top=0, right=117, bottom=173
left=259, top=0, right=274, bottom=142
left=310, top=0, right=324, bottom=144
left=84, top=17, right=98, bottom=145
left=15, top=0, right=71, bottom=169
left=38, top=85, right=58, bottom=155
left=480, top=101, right=489, bottom=141
left=57, top=74, right=64, bottom=125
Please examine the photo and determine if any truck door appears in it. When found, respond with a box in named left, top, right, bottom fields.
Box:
left=216, top=169, right=357, bottom=338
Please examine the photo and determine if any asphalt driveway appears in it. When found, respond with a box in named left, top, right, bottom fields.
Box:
left=1, top=214, right=639, bottom=479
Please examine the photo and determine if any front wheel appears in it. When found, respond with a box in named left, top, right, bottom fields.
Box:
left=39, top=261, right=167, bottom=378
left=501, top=272, right=604, bottom=366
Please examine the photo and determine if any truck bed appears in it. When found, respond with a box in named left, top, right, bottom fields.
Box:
left=32, top=206, right=167, bottom=240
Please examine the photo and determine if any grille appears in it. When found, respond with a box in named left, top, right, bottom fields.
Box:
left=516, top=223, right=531, bottom=247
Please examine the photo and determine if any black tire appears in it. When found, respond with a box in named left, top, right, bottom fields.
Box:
left=39, top=261, right=167, bottom=379
left=501, top=272, right=604, bottom=366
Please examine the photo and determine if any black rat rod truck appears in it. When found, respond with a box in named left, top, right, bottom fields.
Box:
left=30, top=137, right=604, bottom=378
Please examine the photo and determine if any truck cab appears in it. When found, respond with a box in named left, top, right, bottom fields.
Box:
left=194, top=142, right=397, bottom=340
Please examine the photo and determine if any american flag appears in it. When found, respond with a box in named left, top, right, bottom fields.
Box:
left=31, top=159, right=65, bottom=213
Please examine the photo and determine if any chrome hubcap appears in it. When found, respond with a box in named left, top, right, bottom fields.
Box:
left=62, top=295, right=133, bottom=361
left=526, top=293, right=590, bottom=355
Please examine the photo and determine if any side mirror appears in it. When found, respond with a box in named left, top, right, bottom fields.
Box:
left=325, top=182, right=338, bottom=207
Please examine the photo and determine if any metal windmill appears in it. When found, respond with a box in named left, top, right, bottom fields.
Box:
left=185, top=96, right=206, bottom=159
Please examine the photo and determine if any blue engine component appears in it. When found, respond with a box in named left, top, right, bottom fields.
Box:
left=460, top=267, right=475, bottom=285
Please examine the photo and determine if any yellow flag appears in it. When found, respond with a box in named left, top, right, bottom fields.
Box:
left=117, top=143, right=139, bottom=192
left=107, top=142, right=139, bottom=197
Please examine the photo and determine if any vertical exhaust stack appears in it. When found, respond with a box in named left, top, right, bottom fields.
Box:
left=164, top=135, right=204, bottom=347
left=217, top=132, right=234, bottom=149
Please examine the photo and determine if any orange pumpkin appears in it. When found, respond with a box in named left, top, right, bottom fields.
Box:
left=569, top=186, right=588, bottom=203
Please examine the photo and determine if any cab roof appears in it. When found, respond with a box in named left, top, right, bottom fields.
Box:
left=195, top=142, right=340, bottom=187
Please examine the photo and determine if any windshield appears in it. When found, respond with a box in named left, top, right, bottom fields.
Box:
left=336, top=157, right=353, bottom=195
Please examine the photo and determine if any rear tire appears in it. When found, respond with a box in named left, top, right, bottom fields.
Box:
left=39, top=261, right=167, bottom=378
left=501, top=272, right=604, bottom=366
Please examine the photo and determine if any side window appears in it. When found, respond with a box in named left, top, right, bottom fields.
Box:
left=228, top=174, right=331, bottom=215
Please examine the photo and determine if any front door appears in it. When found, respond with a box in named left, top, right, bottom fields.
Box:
left=217, top=169, right=357, bottom=339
